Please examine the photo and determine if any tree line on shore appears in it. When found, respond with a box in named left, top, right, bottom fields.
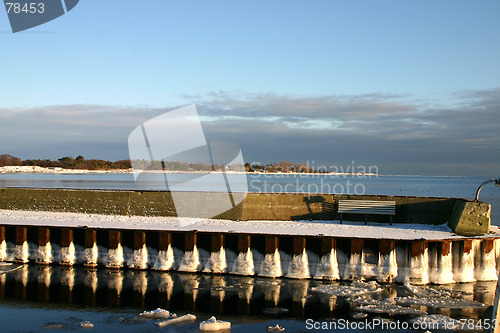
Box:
left=0, top=154, right=131, bottom=170
left=0, top=154, right=323, bottom=173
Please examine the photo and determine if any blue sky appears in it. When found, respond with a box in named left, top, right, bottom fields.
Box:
left=1, top=0, right=499, bottom=176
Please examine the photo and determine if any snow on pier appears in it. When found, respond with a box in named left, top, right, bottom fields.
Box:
left=0, top=209, right=499, bottom=285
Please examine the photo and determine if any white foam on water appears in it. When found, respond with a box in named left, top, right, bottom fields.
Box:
left=230, top=248, right=255, bottom=276
left=313, top=248, right=340, bottom=280
left=153, top=244, right=175, bottom=271
left=199, top=316, right=231, bottom=331
left=36, top=243, right=53, bottom=264
left=15, top=241, right=29, bottom=263
left=107, top=244, right=124, bottom=268
left=377, top=250, right=398, bottom=283
left=178, top=246, right=201, bottom=272
left=286, top=249, right=310, bottom=279
left=83, top=243, right=99, bottom=266
left=410, top=247, right=429, bottom=285
left=59, top=242, right=76, bottom=265
left=127, top=244, right=148, bottom=269
left=203, top=246, right=227, bottom=273
left=259, top=249, right=282, bottom=278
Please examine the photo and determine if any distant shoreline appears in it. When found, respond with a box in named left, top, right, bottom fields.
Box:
left=0, top=165, right=377, bottom=177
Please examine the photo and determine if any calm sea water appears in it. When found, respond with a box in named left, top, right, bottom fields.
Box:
left=0, top=265, right=496, bottom=333
left=0, top=173, right=499, bottom=332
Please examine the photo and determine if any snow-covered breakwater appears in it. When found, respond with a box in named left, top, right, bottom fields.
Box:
left=1, top=211, right=499, bottom=284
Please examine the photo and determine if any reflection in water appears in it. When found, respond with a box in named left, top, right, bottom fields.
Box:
left=0, top=265, right=496, bottom=323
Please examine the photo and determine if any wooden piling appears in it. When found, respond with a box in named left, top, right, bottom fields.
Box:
left=84, top=229, right=97, bottom=267
left=15, top=227, right=28, bottom=263
left=293, top=237, right=306, bottom=255
left=265, top=236, right=279, bottom=254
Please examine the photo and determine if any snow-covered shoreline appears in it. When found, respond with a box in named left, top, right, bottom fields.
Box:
left=0, top=166, right=132, bottom=174
left=0, top=165, right=375, bottom=176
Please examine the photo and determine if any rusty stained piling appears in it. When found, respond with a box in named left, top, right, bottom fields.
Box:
left=428, top=241, right=454, bottom=284
left=206, top=233, right=226, bottom=273
left=36, top=227, right=51, bottom=265
left=378, top=240, right=397, bottom=283
left=476, top=239, right=498, bottom=281
left=259, top=236, right=281, bottom=278
left=83, top=229, right=98, bottom=268
left=154, top=231, right=174, bottom=271
left=107, top=230, right=123, bottom=269
left=453, top=239, right=475, bottom=283
left=344, top=239, right=363, bottom=280
left=0, top=226, right=5, bottom=261
left=131, top=231, right=148, bottom=270
left=314, top=237, right=339, bottom=280
left=1, top=223, right=500, bottom=284
left=59, top=229, right=75, bottom=266
left=286, top=236, right=310, bottom=279
left=178, top=232, right=200, bottom=272
left=15, top=227, right=28, bottom=263
left=232, top=234, right=253, bottom=275
left=410, top=240, right=429, bottom=285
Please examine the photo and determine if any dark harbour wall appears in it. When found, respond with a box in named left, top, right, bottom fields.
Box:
left=0, top=188, right=491, bottom=235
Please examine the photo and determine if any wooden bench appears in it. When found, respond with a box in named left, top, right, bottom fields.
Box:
left=338, top=200, right=396, bottom=225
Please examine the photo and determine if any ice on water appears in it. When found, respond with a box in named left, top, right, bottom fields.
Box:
left=310, top=280, right=382, bottom=297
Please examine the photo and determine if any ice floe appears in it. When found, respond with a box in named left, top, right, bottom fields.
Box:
left=403, top=282, right=472, bottom=297
left=154, top=314, right=196, bottom=327
left=79, top=321, right=94, bottom=329
left=395, top=295, right=486, bottom=309
left=267, top=323, right=285, bottom=332
left=347, top=296, right=427, bottom=316
left=139, top=308, right=171, bottom=319
left=310, top=280, right=382, bottom=297
left=199, top=316, right=231, bottom=331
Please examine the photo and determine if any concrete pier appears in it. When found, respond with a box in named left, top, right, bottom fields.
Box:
left=0, top=188, right=498, bottom=284
left=0, top=223, right=498, bottom=284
